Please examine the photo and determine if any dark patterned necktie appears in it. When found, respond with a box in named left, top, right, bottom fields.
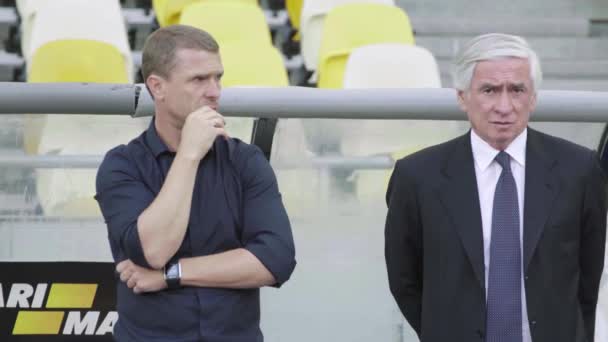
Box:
left=486, top=151, right=522, bottom=342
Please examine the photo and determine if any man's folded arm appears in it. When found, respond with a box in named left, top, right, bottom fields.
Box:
left=180, top=148, right=296, bottom=289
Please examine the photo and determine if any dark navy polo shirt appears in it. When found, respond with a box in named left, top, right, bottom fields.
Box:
left=95, top=119, right=296, bottom=342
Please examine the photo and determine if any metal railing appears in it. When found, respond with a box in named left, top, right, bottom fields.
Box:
left=0, top=83, right=607, bottom=121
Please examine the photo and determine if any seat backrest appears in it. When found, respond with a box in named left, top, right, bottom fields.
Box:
left=220, top=43, right=289, bottom=87
left=300, top=0, right=395, bottom=71
left=26, top=39, right=143, bottom=218
left=23, top=39, right=128, bottom=154
left=343, top=43, right=441, bottom=89
left=213, top=43, right=288, bottom=143
left=180, top=1, right=271, bottom=47
left=28, top=40, right=128, bottom=83
left=154, top=0, right=259, bottom=27
left=22, top=0, right=133, bottom=82
left=317, top=3, right=414, bottom=89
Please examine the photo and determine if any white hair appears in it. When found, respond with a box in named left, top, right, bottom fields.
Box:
left=452, top=33, right=543, bottom=92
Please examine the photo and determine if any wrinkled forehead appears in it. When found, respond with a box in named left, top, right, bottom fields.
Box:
left=471, top=57, right=533, bottom=86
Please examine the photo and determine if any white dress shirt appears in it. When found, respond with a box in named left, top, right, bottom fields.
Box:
left=470, top=128, right=531, bottom=342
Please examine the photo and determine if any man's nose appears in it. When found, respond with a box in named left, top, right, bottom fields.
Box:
left=495, top=90, right=514, bottom=114
left=206, top=79, right=221, bottom=98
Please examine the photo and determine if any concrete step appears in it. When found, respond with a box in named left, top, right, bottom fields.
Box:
left=398, top=0, right=582, bottom=17
left=416, top=36, right=608, bottom=60
left=436, top=59, right=608, bottom=79
left=539, top=78, right=608, bottom=91
left=411, top=16, right=590, bottom=37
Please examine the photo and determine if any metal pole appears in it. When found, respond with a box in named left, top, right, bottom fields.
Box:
left=218, top=87, right=608, bottom=122
left=0, top=83, right=138, bottom=115
left=0, top=83, right=607, bottom=122
left=0, top=154, right=395, bottom=170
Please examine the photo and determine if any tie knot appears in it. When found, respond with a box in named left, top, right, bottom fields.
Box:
left=495, top=151, right=511, bottom=170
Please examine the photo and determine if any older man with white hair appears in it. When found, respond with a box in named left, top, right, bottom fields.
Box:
left=385, top=33, right=607, bottom=342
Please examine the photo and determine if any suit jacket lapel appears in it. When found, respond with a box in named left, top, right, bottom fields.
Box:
left=439, top=132, right=485, bottom=289
left=523, top=129, right=559, bottom=272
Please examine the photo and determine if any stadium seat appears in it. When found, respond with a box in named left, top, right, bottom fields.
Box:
left=29, top=40, right=128, bottom=83
left=317, top=3, right=415, bottom=89
left=218, top=42, right=288, bottom=143
left=343, top=43, right=440, bottom=88
left=26, top=39, right=147, bottom=217
left=285, top=0, right=303, bottom=37
left=221, top=44, right=288, bottom=87
left=179, top=1, right=271, bottom=47
left=340, top=43, right=467, bottom=202
left=17, top=0, right=134, bottom=81
left=154, top=0, right=259, bottom=27
left=300, top=0, right=395, bottom=72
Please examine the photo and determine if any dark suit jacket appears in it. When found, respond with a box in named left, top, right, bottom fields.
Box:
left=385, top=128, right=607, bottom=342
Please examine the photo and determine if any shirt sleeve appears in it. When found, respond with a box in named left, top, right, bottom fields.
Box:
left=95, top=146, right=155, bottom=268
left=239, top=146, right=296, bottom=287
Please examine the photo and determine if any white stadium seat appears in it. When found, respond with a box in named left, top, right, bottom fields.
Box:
left=18, top=0, right=134, bottom=81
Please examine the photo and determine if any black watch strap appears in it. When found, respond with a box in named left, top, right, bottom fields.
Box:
left=164, top=261, right=181, bottom=290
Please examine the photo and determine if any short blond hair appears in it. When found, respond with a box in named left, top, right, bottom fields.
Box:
left=141, top=24, right=219, bottom=81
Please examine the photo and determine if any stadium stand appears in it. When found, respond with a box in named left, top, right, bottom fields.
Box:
left=24, top=0, right=146, bottom=217
left=316, top=3, right=415, bottom=88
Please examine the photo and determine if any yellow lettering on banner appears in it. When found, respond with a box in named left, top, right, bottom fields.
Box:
left=46, top=284, right=98, bottom=309
left=13, top=311, right=65, bottom=335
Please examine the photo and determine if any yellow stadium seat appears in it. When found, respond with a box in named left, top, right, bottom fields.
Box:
left=286, top=0, right=303, bottom=40
left=154, top=0, right=259, bottom=27
left=28, top=40, right=128, bottom=83
left=179, top=1, right=271, bottom=46
left=25, top=39, right=127, bottom=153
left=220, top=43, right=288, bottom=87
left=300, top=0, right=395, bottom=71
left=26, top=39, right=146, bottom=218
left=19, top=0, right=135, bottom=82
left=218, top=43, right=288, bottom=142
left=317, top=3, right=414, bottom=88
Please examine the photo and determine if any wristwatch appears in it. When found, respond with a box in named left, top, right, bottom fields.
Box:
left=163, top=261, right=181, bottom=290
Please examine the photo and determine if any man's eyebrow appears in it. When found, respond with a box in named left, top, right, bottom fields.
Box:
left=509, top=83, right=527, bottom=88
left=189, top=71, right=224, bottom=79
left=477, top=83, right=499, bottom=90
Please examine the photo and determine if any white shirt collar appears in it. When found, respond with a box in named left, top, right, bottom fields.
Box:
left=470, top=128, right=527, bottom=172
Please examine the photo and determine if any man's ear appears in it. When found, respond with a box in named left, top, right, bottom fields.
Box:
left=456, top=90, right=468, bottom=113
left=146, top=75, right=165, bottom=101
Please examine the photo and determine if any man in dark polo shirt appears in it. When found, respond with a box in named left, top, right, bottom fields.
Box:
left=94, top=25, right=296, bottom=341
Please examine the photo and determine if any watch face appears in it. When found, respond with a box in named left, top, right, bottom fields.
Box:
left=166, top=263, right=179, bottom=279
